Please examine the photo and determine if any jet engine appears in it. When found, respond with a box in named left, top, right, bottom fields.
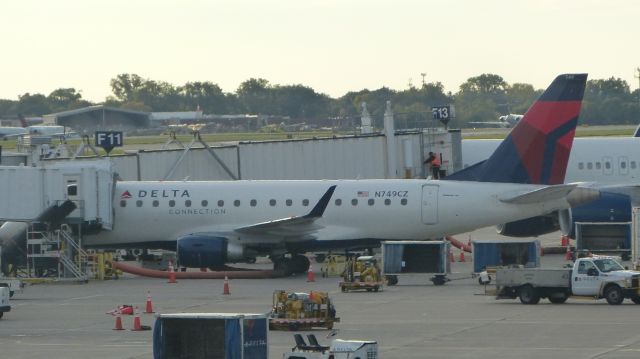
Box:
left=176, top=234, right=246, bottom=268
left=496, top=211, right=563, bottom=237
left=558, top=191, right=631, bottom=238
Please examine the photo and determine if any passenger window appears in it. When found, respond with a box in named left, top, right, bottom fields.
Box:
left=201, top=200, right=208, bottom=207
left=302, top=199, right=309, bottom=206
left=384, top=199, right=391, bottom=206
left=605, top=162, right=611, bottom=169
left=368, top=199, right=374, bottom=206
left=269, top=199, right=276, bottom=206
left=234, top=200, right=241, bottom=207
left=631, top=161, right=637, bottom=169
left=595, top=162, right=601, bottom=170
left=286, top=199, right=293, bottom=206
left=335, top=199, right=342, bottom=206
left=218, top=200, right=224, bottom=207
left=401, top=198, right=408, bottom=206
left=136, top=200, right=143, bottom=207
left=587, top=162, right=593, bottom=170
left=578, top=162, right=584, bottom=170
left=120, top=200, right=126, bottom=207
left=185, top=200, right=192, bottom=207
left=250, top=199, right=257, bottom=207
left=169, top=200, right=175, bottom=207
left=351, top=199, right=358, bottom=206
left=153, top=200, right=159, bottom=207
left=621, top=161, right=627, bottom=169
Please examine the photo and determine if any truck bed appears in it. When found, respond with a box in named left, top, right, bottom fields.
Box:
left=495, top=268, right=571, bottom=288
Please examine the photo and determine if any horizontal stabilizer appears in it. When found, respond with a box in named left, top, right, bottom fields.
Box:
left=235, top=185, right=336, bottom=237
left=499, top=184, right=577, bottom=204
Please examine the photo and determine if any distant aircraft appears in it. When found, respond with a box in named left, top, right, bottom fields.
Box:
left=469, top=114, right=523, bottom=128
left=0, top=114, right=73, bottom=140
left=0, top=74, right=594, bottom=275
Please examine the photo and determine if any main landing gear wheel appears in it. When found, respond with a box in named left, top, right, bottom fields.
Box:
left=291, top=255, right=310, bottom=274
left=272, top=257, right=292, bottom=275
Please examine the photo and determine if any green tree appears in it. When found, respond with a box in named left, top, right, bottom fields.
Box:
left=236, top=78, right=274, bottom=114
left=16, top=93, right=50, bottom=116
left=110, top=74, right=145, bottom=102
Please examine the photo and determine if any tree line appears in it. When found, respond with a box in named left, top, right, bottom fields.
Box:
left=1, top=73, right=638, bottom=128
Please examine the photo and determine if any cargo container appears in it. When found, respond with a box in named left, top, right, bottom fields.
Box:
left=153, top=313, right=268, bottom=359
left=575, top=222, right=631, bottom=260
left=381, top=240, right=450, bottom=285
left=472, top=239, right=540, bottom=275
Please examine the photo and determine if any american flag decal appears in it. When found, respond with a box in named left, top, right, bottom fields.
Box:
left=357, top=191, right=369, bottom=197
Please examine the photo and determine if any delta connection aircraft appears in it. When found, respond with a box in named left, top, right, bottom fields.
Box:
left=0, top=74, right=596, bottom=275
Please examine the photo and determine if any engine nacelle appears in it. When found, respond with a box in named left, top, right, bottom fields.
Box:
left=176, top=234, right=245, bottom=268
left=496, top=211, right=561, bottom=237
left=559, top=191, right=631, bottom=238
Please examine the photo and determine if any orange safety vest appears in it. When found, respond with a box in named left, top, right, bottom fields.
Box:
left=432, top=155, right=441, bottom=167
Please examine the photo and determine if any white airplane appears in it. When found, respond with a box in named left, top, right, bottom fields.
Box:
left=469, top=114, right=523, bottom=128
left=459, top=129, right=640, bottom=238
left=0, top=74, right=595, bottom=274
left=0, top=126, right=28, bottom=139
left=0, top=115, right=73, bottom=139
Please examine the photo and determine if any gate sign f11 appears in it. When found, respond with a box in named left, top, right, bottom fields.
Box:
left=95, top=131, right=123, bottom=153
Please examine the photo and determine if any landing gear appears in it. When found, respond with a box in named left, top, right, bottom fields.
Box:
left=291, top=255, right=310, bottom=274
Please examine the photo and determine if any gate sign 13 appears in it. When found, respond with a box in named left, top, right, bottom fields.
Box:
left=95, top=131, right=123, bottom=154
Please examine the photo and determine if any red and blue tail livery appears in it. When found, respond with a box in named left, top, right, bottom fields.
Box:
left=448, top=73, right=587, bottom=184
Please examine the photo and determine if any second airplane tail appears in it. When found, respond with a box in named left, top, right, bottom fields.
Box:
left=448, top=73, right=588, bottom=185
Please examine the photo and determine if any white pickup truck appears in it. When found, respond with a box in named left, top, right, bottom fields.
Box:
left=490, top=256, right=640, bottom=305
left=0, top=287, right=10, bottom=319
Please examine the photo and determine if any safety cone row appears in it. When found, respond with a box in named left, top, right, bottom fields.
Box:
left=223, top=276, right=231, bottom=295
left=307, top=262, right=316, bottom=282
left=565, top=245, right=573, bottom=261
left=145, top=291, right=154, bottom=314
left=168, top=260, right=177, bottom=284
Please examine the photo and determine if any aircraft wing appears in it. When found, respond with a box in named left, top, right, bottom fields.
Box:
left=234, top=185, right=336, bottom=238
left=499, top=184, right=577, bottom=204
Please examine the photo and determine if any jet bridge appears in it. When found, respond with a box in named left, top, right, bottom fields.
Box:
left=0, top=160, right=115, bottom=280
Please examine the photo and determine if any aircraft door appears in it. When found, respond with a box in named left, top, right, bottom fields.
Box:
left=421, top=185, right=439, bottom=224
left=618, top=156, right=629, bottom=176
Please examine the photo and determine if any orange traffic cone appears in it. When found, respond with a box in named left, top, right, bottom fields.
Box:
left=168, top=261, right=177, bottom=284
left=144, top=291, right=154, bottom=314
left=113, top=310, right=124, bottom=331
left=131, top=307, right=143, bottom=331
left=459, top=250, right=466, bottom=262
left=561, top=235, right=569, bottom=247
left=307, top=263, right=316, bottom=282
left=223, top=276, right=230, bottom=295
left=565, top=246, right=572, bottom=261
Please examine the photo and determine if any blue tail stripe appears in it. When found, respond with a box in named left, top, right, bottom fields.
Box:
left=541, top=116, right=578, bottom=183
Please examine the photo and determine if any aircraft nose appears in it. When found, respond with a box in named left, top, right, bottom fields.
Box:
left=566, top=187, right=600, bottom=207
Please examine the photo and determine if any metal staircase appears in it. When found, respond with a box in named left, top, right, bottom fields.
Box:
left=26, top=223, right=89, bottom=281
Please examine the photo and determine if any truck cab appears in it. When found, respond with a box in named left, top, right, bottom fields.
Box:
left=571, top=256, right=640, bottom=304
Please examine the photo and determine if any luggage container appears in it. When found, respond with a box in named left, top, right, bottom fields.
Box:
left=473, top=239, right=540, bottom=284
left=575, top=222, right=631, bottom=260
left=153, top=313, right=268, bottom=359
left=381, top=240, right=450, bottom=285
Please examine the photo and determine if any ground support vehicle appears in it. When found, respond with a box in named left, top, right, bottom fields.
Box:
left=0, top=287, right=10, bottom=319
left=574, top=222, right=631, bottom=260
left=0, top=277, right=23, bottom=297
left=487, top=256, right=640, bottom=305
left=283, top=334, right=378, bottom=359
left=381, top=240, right=450, bottom=286
left=269, top=290, right=339, bottom=330
left=472, top=239, right=540, bottom=285
left=339, top=256, right=384, bottom=292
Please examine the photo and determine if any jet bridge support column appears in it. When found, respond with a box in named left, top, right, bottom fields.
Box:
left=383, top=101, right=398, bottom=179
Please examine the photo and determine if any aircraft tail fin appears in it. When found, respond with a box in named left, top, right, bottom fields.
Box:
left=447, top=73, right=587, bottom=184
left=633, top=124, right=640, bottom=137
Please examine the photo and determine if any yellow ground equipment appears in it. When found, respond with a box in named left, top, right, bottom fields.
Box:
left=320, top=254, right=347, bottom=277
left=339, top=256, right=384, bottom=292
left=269, top=290, right=339, bottom=331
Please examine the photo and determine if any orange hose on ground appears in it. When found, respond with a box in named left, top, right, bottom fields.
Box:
left=445, top=236, right=472, bottom=253
left=110, top=261, right=282, bottom=279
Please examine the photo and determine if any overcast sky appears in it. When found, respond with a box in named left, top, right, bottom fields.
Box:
left=1, top=0, right=638, bottom=102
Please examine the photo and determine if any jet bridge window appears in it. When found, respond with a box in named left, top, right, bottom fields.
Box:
left=250, top=199, right=257, bottom=207
left=136, top=200, right=143, bottom=207
left=67, top=184, right=77, bottom=196
left=302, top=199, right=309, bottom=206
left=234, top=200, right=241, bottom=207
left=269, top=199, right=276, bottom=206
left=335, top=199, right=342, bottom=206
left=185, top=200, right=192, bottom=207
left=153, top=200, right=159, bottom=207
left=286, top=199, right=292, bottom=206
left=218, top=200, right=224, bottom=207
left=201, top=200, right=208, bottom=207
left=169, top=200, right=176, bottom=207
